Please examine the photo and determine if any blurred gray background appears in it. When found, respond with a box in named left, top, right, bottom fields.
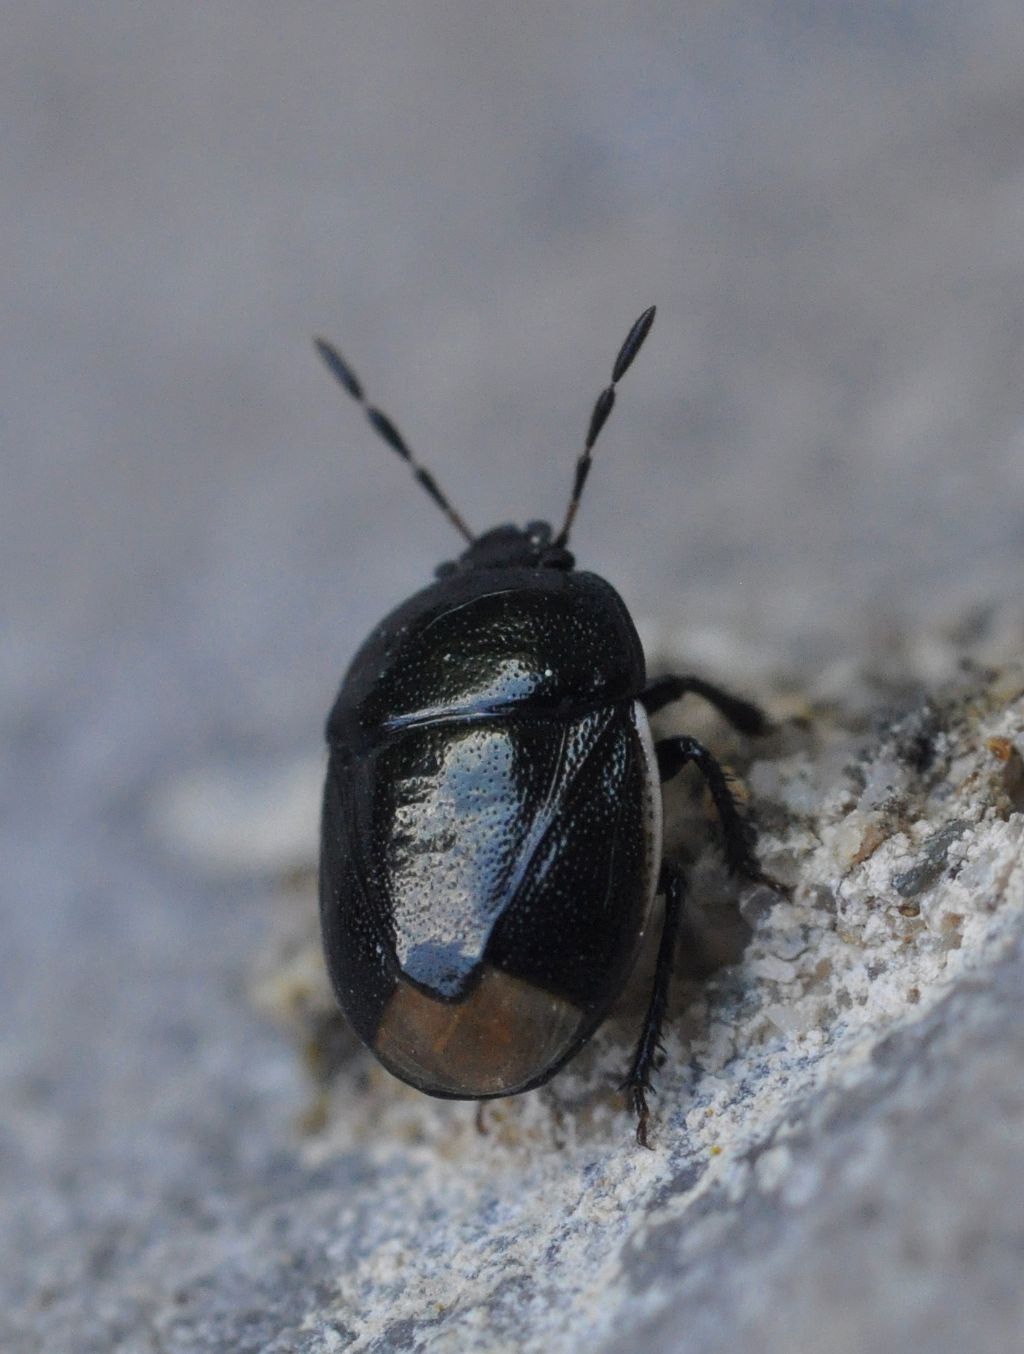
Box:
left=3, top=5, right=1024, bottom=1350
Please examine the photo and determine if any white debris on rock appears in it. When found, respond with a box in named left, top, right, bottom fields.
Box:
left=248, top=614, right=1024, bottom=1352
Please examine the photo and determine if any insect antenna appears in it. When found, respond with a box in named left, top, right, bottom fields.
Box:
left=314, top=337, right=475, bottom=544
left=553, top=305, right=657, bottom=548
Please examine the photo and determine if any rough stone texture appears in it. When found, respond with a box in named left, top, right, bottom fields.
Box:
left=236, top=620, right=1024, bottom=1354
left=5, top=6, right=1024, bottom=1352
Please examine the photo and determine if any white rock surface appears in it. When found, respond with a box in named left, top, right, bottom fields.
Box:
left=239, top=627, right=1024, bottom=1354
left=6, top=635, right=1024, bottom=1354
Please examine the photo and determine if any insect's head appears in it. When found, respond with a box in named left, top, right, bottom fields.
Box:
left=315, top=305, right=655, bottom=566
left=434, top=521, right=574, bottom=578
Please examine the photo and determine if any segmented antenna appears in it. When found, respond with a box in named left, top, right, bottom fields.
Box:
left=314, top=337, right=475, bottom=544
left=553, top=305, right=657, bottom=548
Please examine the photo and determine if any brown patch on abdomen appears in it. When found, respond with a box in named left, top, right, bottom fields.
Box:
left=373, top=965, right=584, bottom=1097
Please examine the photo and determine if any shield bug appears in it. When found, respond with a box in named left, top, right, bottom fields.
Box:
left=315, top=307, right=771, bottom=1145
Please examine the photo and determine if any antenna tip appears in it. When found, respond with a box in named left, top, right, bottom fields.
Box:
left=314, top=337, right=364, bottom=402
left=612, top=305, right=658, bottom=383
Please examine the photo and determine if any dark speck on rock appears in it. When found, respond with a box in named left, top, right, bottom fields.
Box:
left=892, top=820, right=970, bottom=898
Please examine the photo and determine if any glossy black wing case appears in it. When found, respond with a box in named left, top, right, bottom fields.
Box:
left=320, top=699, right=660, bottom=1097
left=319, top=568, right=660, bottom=1098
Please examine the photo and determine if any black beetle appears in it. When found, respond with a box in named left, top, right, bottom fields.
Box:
left=315, top=307, right=771, bottom=1145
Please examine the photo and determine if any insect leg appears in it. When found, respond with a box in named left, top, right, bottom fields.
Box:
left=655, top=735, right=767, bottom=881
left=623, top=860, right=685, bottom=1149
left=641, top=675, right=770, bottom=734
